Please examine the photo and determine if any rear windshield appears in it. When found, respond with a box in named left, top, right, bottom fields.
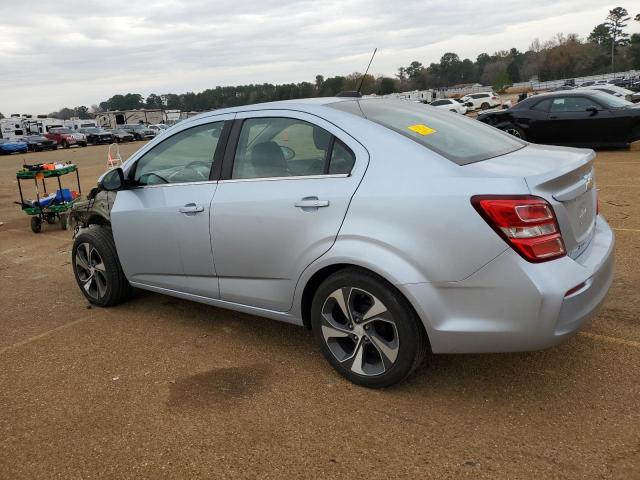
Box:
left=330, top=99, right=524, bottom=165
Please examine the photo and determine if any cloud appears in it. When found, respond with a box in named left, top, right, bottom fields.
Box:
left=0, top=0, right=637, bottom=113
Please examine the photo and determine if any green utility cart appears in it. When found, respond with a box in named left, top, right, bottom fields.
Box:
left=16, top=164, right=81, bottom=233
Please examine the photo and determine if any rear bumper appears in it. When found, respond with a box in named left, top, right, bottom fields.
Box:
left=401, top=216, right=615, bottom=353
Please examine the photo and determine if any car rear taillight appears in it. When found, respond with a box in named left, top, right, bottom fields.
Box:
left=471, top=195, right=566, bottom=263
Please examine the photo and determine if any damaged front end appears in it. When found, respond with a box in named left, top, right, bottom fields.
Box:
left=70, top=187, right=117, bottom=231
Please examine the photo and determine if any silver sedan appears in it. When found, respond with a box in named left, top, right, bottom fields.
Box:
left=71, top=97, right=614, bottom=388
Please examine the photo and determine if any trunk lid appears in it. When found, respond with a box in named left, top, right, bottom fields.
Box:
left=466, top=143, right=597, bottom=259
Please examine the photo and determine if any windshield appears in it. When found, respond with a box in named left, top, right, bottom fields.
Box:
left=330, top=99, right=524, bottom=165
left=591, top=90, right=633, bottom=108
left=53, top=128, right=72, bottom=133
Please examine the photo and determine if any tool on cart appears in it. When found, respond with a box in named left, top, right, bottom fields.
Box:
left=15, top=162, right=81, bottom=233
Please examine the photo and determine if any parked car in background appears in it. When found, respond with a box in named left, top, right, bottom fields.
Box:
left=70, top=97, right=613, bottom=388
left=122, top=124, right=156, bottom=140
left=577, top=84, right=640, bottom=103
left=477, top=90, right=640, bottom=147
left=70, top=131, right=88, bottom=147
left=148, top=124, right=169, bottom=136
left=22, top=135, right=57, bottom=152
left=428, top=98, right=468, bottom=114
left=0, top=138, right=28, bottom=154
left=44, top=127, right=79, bottom=149
left=108, top=128, right=135, bottom=143
left=460, top=92, right=501, bottom=110
left=548, top=86, right=576, bottom=92
left=78, top=127, right=114, bottom=145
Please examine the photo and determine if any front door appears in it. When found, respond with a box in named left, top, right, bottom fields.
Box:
left=545, top=96, right=605, bottom=146
left=111, top=116, right=232, bottom=298
left=211, top=111, right=368, bottom=311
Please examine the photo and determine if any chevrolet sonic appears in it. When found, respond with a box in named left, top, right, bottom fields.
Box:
left=70, top=98, right=614, bottom=388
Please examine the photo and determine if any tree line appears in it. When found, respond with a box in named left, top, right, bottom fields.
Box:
left=33, top=7, right=640, bottom=120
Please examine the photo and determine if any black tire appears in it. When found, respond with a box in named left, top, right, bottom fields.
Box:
left=503, top=124, right=527, bottom=140
left=480, top=102, right=490, bottom=110
left=72, top=226, right=133, bottom=307
left=45, top=214, right=57, bottom=224
left=311, top=268, right=429, bottom=388
left=61, top=140, right=69, bottom=149
left=30, top=216, right=42, bottom=233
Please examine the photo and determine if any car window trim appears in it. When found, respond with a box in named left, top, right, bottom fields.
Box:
left=129, top=119, right=230, bottom=186
left=220, top=116, right=353, bottom=181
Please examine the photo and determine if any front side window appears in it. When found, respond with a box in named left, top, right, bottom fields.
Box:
left=330, top=99, right=523, bottom=165
left=134, top=122, right=223, bottom=185
left=232, top=118, right=334, bottom=179
left=531, top=99, right=552, bottom=112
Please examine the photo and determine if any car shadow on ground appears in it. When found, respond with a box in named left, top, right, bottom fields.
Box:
left=123, top=289, right=593, bottom=406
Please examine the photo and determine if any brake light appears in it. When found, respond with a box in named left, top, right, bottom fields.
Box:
left=471, top=195, right=566, bottom=263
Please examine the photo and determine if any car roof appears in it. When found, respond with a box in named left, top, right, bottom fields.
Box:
left=174, top=97, right=358, bottom=125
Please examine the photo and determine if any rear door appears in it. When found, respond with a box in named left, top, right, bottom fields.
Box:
left=210, top=110, right=368, bottom=311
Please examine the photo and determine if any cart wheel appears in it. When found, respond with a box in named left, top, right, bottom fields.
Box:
left=30, top=216, right=42, bottom=233
left=45, top=214, right=57, bottom=224
left=60, top=214, right=69, bottom=230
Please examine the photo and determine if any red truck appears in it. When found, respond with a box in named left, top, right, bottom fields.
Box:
left=44, top=127, right=87, bottom=149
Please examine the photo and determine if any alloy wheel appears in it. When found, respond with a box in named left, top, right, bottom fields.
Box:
left=320, top=287, right=399, bottom=376
left=75, top=242, right=108, bottom=299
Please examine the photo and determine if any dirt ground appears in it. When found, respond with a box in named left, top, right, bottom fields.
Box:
left=0, top=142, right=639, bottom=479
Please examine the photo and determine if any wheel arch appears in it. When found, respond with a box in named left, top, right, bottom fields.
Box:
left=298, top=260, right=429, bottom=338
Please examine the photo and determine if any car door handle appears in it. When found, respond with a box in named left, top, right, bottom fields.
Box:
left=179, top=203, right=204, bottom=214
left=294, top=198, right=330, bottom=208
left=549, top=115, right=558, bottom=119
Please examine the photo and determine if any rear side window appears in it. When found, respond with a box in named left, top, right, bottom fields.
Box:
left=232, top=118, right=331, bottom=179
left=330, top=99, right=524, bottom=165
left=329, top=140, right=355, bottom=174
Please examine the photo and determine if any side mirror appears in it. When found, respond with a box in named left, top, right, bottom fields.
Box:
left=586, top=106, right=598, bottom=116
left=99, top=167, right=126, bottom=191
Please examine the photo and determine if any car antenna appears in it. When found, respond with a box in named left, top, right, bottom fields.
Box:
left=357, top=48, right=377, bottom=94
left=336, top=49, right=378, bottom=98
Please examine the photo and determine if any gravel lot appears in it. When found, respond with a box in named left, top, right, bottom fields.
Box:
left=0, top=142, right=639, bottom=479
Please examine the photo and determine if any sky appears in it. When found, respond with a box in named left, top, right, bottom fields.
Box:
left=0, top=0, right=638, bottom=114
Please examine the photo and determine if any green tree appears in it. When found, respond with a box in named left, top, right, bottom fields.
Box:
left=605, top=7, right=631, bottom=70
left=439, top=52, right=462, bottom=84
left=588, top=23, right=612, bottom=46
left=629, top=33, right=640, bottom=68
left=405, top=61, right=423, bottom=80
left=377, top=77, right=396, bottom=95
left=145, top=93, right=163, bottom=109
left=73, top=106, right=92, bottom=119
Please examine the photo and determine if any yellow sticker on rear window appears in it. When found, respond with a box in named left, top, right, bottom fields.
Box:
left=408, top=124, right=436, bottom=136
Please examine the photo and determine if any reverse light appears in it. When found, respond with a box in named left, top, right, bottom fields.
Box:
left=471, top=195, right=566, bottom=263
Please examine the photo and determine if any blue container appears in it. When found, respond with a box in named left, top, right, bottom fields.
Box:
left=54, top=189, right=73, bottom=203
